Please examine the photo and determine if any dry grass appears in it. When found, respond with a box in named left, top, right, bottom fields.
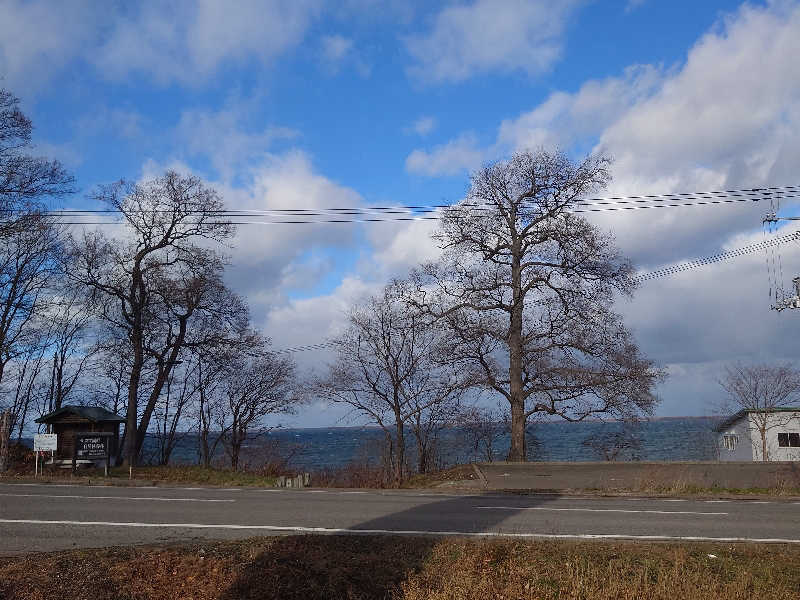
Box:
left=400, top=539, right=800, bottom=600
left=107, top=465, right=278, bottom=487
left=627, top=476, right=800, bottom=498
left=1, top=535, right=798, bottom=600
left=0, top=464, right=278, bottom=488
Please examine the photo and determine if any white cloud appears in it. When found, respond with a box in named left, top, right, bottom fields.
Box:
left=408, top=116, right=437, bottom=137
left=410, top=2, right=800, bottom=265
left=175, top=103, right=299, bottom=181
left=405, top=132, right=485, bottom=176
left=75, top=107, right=147, bottom=141
left=496, top=64, right=663, bottom=152
left=0, top=0, right=97, bottom=92
left=318, top=34, right=370, bottom=76
left=321, top=34, right=353, bottom=64
left=0, top=0, right=322, bottom=89
left=405, top=0, right=582, bottom=84
left=390, top=1, right=800, bottom=416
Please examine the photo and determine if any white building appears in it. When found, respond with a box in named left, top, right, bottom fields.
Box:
left=715, top=408, right=800, bottom=461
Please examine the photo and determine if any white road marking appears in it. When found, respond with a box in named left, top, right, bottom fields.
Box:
left=662, top=499, right=687, bottom=502
left=340, top=491, right=367, bottom=495
left=310, top=490, right=328, bottom=494
left=705, top=500, right=731, bottom=503
left=0, top=493, right=234, bottom=503
left=475, top=506, right=727, bottom=516
left=1, top=519, right=796, bottom=544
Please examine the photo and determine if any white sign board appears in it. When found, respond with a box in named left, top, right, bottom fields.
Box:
left=34, top=433, right=57, bottom=452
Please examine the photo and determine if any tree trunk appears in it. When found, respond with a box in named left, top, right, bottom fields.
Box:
left=123, top=344, right=143, bottom=466
left=134, top=318, right=188, bottom=459
left=230, top=437, right=241, bottom=470
left=507, top=232, right=527, bottom=462
left=394, top=406, right=406, bottom=485
left=0, top=410, right=10, bottom=473
left=416, top=435, right=427, bottom=474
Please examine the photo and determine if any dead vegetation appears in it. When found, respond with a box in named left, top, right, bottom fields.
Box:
left=1, top=535, right=798, bottom=600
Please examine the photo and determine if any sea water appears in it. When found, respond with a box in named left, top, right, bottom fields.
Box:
left=21, top=417, right=718, bottom=469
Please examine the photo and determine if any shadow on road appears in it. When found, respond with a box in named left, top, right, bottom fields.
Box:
left=222, top=492, right=545, bottom=599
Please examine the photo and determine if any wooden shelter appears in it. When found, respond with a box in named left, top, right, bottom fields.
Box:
left=35, top=405, right=124, bottom=465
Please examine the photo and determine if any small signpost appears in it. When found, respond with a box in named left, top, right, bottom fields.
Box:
left=33, top=433, right=57, bottom=477
left=72, top=432, right=113, bottom=476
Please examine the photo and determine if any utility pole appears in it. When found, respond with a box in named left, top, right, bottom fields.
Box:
left=775, top=277, right=800, bottom=311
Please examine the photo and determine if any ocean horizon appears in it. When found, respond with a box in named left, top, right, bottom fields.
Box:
left=21, top=417, right=720, bottom=469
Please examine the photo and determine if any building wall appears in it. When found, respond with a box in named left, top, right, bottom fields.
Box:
left=717, top=418, right=754, bottom=461
left=748, top=412, right=800, bottom=461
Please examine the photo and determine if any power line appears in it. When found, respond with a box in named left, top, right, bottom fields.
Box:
left=3, top=186, right=797, bottom=225
left=633, top=231, right=800, bottom=283
left=20, top=190, right=799, bottom=227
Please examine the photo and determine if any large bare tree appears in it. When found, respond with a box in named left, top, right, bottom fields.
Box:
left=0, top=88, right=74, bottom=434
left=316, top=286, right=472, bottom=484
left=405, top=150, right=662, bottom=461
left=718, top=363, right=800, bottom=461
left=67, top=172, right=239, bottom=465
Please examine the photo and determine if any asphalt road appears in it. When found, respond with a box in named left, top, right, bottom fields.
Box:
left=2, top=482, right=800, bottom=555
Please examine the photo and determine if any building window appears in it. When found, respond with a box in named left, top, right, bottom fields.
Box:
left=722, top=434, right=738, bottom=451
left=777, top=433, right=800, bottom=448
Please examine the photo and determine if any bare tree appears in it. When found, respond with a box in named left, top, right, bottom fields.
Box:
left=404, top=149, right=663, bottom=461
left=0, top=89, right=73, bottom=437
left=0, top=89, right=74, bottom=208
left=150, top=361, right=200, bottom=465
left=215, top=336, right=297, bottom=470
left=718, top=363, right=800, bottom=461
left=582, top=420, right=643, bottom=461
left=42, top=282, right=99, bottom=413
left=316, top=287, right=471, bottom=484
left=194, top=347, right=230, bottom=468
left=456, top=405, right=506, bottom=463
left=67, top=172, right=237, bottom=465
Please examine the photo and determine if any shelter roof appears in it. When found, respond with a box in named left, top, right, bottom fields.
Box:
left=35, top=405, right=125, bottom=424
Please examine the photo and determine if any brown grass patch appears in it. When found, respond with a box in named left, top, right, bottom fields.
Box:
left=1, top=536, right=798, bottom=600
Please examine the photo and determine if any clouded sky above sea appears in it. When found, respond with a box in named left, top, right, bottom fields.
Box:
left=3, top=0, right=800, bottom=426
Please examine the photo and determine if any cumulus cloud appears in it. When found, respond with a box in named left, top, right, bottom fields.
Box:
left=410, top=2, right=800, bottom=265
left=175, top=103, right=299, bottom=181
left=0, top=0, right=322, bottom=89
left=405, top=0, right=582, bottom=84
left=389, top=1, right=800, bottom=415
left=405, top=132, right=485, bottom=176
left=0, top=0, right=98, bottom=92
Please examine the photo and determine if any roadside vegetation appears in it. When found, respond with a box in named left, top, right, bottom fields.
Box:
left=2, top=535, right=799, bottom=600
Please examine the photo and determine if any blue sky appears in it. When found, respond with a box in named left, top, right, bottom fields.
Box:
left=3, top=0, right=800, bottom=425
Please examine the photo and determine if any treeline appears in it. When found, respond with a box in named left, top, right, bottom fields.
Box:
left=0, top=89, right=296, bottom=469
left=1, top=87, right=664, bottom=481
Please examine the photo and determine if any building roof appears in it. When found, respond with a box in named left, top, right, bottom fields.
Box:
left=714, top=407, right=800, bottom=432
left=35, top=405, right=125, bottom=424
